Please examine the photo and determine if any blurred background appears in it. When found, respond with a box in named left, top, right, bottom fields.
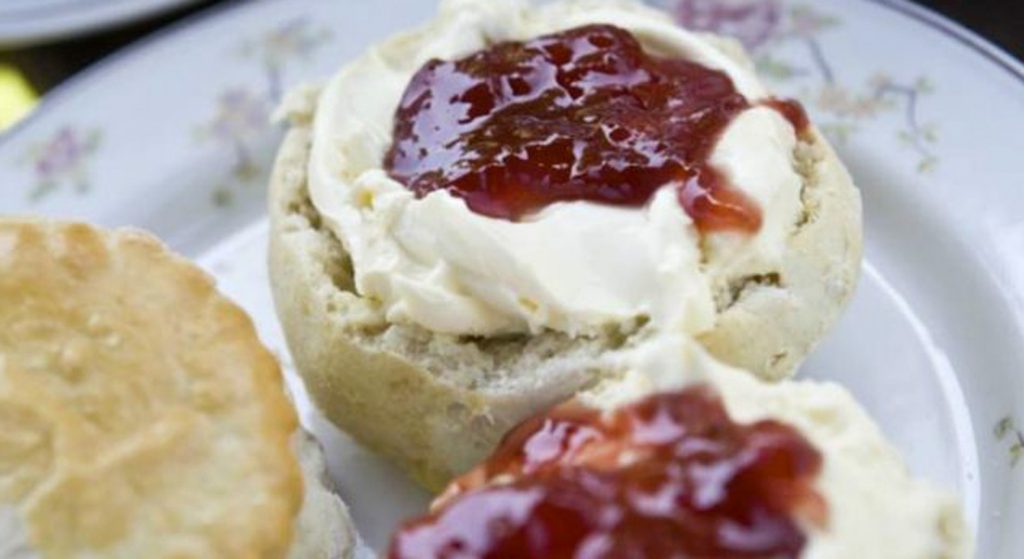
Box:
left=0, top=0, right=1021, bottom=132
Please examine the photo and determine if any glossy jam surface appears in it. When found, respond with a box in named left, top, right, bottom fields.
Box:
left=384, top=24, right=807, bottom=232
left=390, top=386, right=826, bottom=559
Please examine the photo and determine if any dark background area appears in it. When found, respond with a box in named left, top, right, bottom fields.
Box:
left=921, top=0, right=1024, bottom=56
left=1, top=0, right=1022, bottom=95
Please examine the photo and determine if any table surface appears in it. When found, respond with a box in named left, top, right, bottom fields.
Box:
left=0, top=0, right=1021, bottom=96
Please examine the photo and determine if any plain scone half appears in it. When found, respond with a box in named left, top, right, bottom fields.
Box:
left=0, top=219, right=354, bottom=559
left=269, top=0, right=863, bottom=489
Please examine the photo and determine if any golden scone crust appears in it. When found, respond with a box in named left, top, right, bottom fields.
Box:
left=0, top=220, right=302, bottom=558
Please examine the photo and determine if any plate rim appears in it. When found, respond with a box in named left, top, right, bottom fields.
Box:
left=0, top=0, right=1020, bottom=150
left=0, top=0, right=206, bottom=49
left=0, top=0, right=246, bottom=145
left=868, top=0, right=1024, bottom=84
left=0, top=0, right=150, bottom=20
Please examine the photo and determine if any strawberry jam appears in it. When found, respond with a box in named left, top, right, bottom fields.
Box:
left=384, top=24, right=809, bottom=233
left=389, top=386, right=825, bottom=559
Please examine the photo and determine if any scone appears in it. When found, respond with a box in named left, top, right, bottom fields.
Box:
left=0, top=219, right=354, bottom=559
left=391, top=336, right=970, bottom=558
left=269, top=0, right=862, bottom=489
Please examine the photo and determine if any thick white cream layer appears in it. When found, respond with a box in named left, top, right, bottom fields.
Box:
left=308, top=0, right=802, bottom=336
left=583, top=335, right=970, bottom=559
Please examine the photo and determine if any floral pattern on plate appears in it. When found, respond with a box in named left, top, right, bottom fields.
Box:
left=197, top=18, right=332, bottom=207
left=996, top=417, right=1024, bottom=468
left=195, top=89, right=271, bottom=206
left=18, top=125, right=102, bottom=202
left=239, top=18, right=333, bottom=103
left=670, top=0, right=940, bottom=172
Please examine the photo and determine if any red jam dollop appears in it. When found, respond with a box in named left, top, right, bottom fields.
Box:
left=389, top=386, right=826, bottom=559
left=384, top=24, right=808, bottom=233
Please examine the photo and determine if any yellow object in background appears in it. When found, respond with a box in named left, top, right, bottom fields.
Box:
left=0, top=65, right=37, bottom=130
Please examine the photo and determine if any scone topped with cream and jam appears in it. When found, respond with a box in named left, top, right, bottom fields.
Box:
left=391, top=336, right=969, bottom=559
left=269, top=0, right=861, bottom=488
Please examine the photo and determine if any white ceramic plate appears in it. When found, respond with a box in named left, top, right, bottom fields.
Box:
left=1, top=0, right=1022, bottom=556
left=0, top=0, right=202, bottom=47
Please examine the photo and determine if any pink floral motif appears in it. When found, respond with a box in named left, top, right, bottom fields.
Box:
left=200, top=18, right=331, bottom=207
left=202, top=89, right=268, bottom=145
left=21, top=126, right=102, bottom=201
left=240, top=18, right=331, bottom=102
left=196, top=88, right=269, bottom=192
left=669, top=0, right=938, bottom=173
left=675, top=0, right=782, bottom=50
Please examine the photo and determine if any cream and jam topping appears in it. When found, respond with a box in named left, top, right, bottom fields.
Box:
left=390, top=386, right=826, bottom=559
left=385, top=24, right=807, bottom=233
left=308, top=0, right=806, bottom=336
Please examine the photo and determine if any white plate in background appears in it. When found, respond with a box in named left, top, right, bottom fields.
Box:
left=0, top=0, right=203, bottom=46
left=1, top=0, right=1022, bottom=555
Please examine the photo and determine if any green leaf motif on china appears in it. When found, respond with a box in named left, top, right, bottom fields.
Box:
left=755, top=55, right=802, bottom=81
left=995, top=416, right=1024, bottom=468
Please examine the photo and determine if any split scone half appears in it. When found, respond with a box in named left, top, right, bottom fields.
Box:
left=390, top=336, right=970, bottom=559
left=269, top=0, right=862, bottom=489
left=0, top=219, right=354, bottom=559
